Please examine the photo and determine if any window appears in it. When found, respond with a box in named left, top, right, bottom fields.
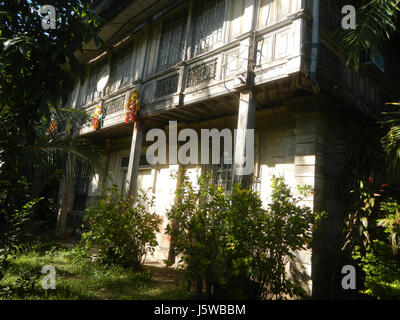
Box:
left=277, top=0, right=290, bottom=21
left=204, top=142, right=233, bottom=193
left=192, top=0, right=225, bottom=55
left=211, top=162, right=233, bottom=193
left=158, top=11, right=187, bottom=71
left=119, top=156, right=129, bottom=191
left=105, top=45, right=133, bottom=95
left=118, top=154, right=154, bottom=192
left=79, top=63, right=103, bottom=106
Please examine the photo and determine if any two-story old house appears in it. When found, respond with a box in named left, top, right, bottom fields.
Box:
left=57, top=0, right=399, bottom=298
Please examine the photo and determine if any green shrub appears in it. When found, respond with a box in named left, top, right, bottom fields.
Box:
left=82, top=186, right=161, bottom=271
left=0, top=198, right=42, bottom=282
left=353, top=240, right=400, bottom=299
left=166, top=174, right=321, bottom=299
left=166, top=175, right=230, bottom=298
left=343, top=179, right=400, bottom=299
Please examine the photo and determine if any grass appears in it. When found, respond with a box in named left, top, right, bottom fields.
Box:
left=0, top=242, right=190, bottom=300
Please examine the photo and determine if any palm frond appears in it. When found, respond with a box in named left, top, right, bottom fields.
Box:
left=336, top=125, right=386, bottom=191
left=381, top=104, right=400, bottom=171
left=19, top=107, right=103, bottom=196
left=342, top=0, right=400, bottom=69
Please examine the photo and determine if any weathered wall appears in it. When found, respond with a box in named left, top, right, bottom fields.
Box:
left=70, top=103, right=351, bottom=298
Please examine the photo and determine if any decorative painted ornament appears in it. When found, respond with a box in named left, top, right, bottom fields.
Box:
left=125, top=89, right=140, bottom=123
left=91, top=105, right=104, bottom=130
left=46, top=120, right=58, bottom=136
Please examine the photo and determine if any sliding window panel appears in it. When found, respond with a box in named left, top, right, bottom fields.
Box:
left=157, top=10, right=187, bottom=71
left=192, top=0, right=225, bottom=56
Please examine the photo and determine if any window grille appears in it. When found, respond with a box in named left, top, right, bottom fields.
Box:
left=204, top=141, right=233, bottom=193
left=103, top=96, right=125, bottom=115
left=105, top=45, right=132, bottom=95
left=158, top=11, right=186, bottom=70
left=79, top=63, right=103, bottom=106
left=212, top=162, right=233, bottom=193
left=82, top=64, right=104, bottom=105
left=155, top=74, right=179, bottom=98
left=119, top=156, right=129, bottom=191
left=192, top=0, right=225, bottom=55
left=186, top=58, right=217, bottom=87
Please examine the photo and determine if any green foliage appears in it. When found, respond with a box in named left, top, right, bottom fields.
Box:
left=342, top=0, right=399, bottom=69
left=167, top=174, right=321, bottom=299
left=0, top=198, right=42, bottom=282
left=0, top=0, right=104, bottom=239
left=253, top=177, right=320, bottom=299
left=82, top=186, right=161, bottom=271
left=1, top=242, right=189, bottom=300
left=381, top=103, right=400, bottom=172
left=353, top=240, right=400, bottom=299
left=344, top=180, right=400, bottom=299
left=378, top=199, right=400, bottom=253
left=342, top=180, right=383, bottom=252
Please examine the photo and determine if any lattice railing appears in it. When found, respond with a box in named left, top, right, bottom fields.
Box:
left=103, top=95, right=125, bottom=115
left=155, top=74, right=179, bottom=98
left=186, top=58, right=217, bottom=88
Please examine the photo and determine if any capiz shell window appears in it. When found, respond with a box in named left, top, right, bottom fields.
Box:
left=192, top=0, right=225, bottom=55
left=105, top=44, right=133, bottom=95
left=158, top=10, right=187, bottom=70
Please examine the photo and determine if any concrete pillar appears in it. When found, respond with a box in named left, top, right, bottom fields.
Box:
left=125, top=118, right=145, bottom=198
left=233, top=89, right=256, bottom=187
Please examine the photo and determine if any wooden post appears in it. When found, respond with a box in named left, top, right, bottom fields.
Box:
left=103, top=138, right=112, bottom=187
left=125, top=118, right=145, bottom=198
left=233, top=89, right=256, bottom=188
left=57, top=154, right=75, bottom=233
left=233, top=0, right=258, bottom=188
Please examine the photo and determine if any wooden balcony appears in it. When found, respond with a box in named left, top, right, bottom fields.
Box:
left=72, top=0, right=393, bottom=140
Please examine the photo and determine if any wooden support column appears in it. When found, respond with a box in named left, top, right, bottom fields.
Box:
left=56, top=155, right=75, bottom=233
left=233, top=89, right=256, bottom=188
left=103, top=138, right=112, bottom=188
left=125, top=118, right=145, bottom=198
left=233, top=0, right=258, bottom=188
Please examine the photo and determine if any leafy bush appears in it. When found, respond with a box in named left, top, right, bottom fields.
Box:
left=353, top=240, right=400, bottom=299
left=378, top=199, right=400, bottom=254
left=344, top=180, right=400, bottom=299
left=82, top=186, right=161, bottom=271
left=166, top=175, right=230, bottom=298
left=0, top=198, right=42, bottom=282
left=166, top=174, right=321, bottom=299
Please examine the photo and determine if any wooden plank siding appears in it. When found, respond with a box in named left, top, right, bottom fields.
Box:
left=72, top=0, right=387, bottom=137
